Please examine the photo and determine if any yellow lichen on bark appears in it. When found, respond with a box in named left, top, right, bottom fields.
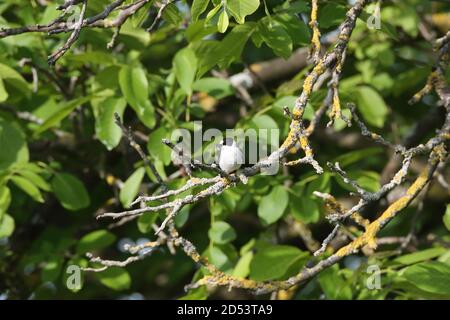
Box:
left=309, top=0, right=321, bottom=62
left=280, top=121, right=300, bottom=150
left=329, top=91, right=342, bottom=123
left=351, top=212, right=370, bottom=228
left=299, top=136, right=313, bottom=157
left=335, top=159, right=435, bottom=257
left=302, top=61, right=325, bottom=96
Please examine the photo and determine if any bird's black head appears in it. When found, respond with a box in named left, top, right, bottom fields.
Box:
left=222, top=137, right=234, bottom=146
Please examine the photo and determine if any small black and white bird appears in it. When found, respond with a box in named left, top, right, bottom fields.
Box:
left=216, top=137, right=244, bottom=174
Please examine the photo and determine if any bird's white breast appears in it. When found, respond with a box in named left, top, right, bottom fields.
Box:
left=219, top=145, right=244, bottom=173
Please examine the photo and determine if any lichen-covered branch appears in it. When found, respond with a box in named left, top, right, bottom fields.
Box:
left=308, top=0, right=321, bottom=63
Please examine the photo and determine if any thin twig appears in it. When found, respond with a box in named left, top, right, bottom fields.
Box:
left=48, top=0, right=88, bottom=65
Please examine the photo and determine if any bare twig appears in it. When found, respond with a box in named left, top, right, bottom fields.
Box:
left=48, top=0, right=88, bottom=65
left=114, top=113, right=165, bottom=187
left=308, top=0, right=321, bottom=63
left=147, top=0, right=174, bottom=32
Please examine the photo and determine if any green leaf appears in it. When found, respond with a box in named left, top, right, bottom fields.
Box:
left=93, top=97, right=127, bottom=150
left=381, top=5, right=418, bottom=37
left=216, top=23, right=256, bottom=69
left=251, top=114, right=278, bottom=130
left=0, top=118, right=29, bottom=171
left=77, top=230, right=117, bottom=254
left=162, top=3, right=183, bottom=26
left=318, top=3, right=347, bottom=29
left=193, top=77, right=234, bottom=99
left=272, top=96, right=314, bottom=120
left=0, top=186, right=11, bottom=219
left=191, top=0, right=210, bottom=21
left=274, top=1, right=310, bottom=14
left=444, top=204, right=450, bottom=232
left=354, top=171, right=380, bottom=192
left=173, top=48, right=198, bottom=95
left=18, top=169, right=51, bottom=192
left=175, top=205, right=190, bottom=227
left=120, top=21, right=151, bottom=46
left=0, top=214, right=14, bottom=238
left=194, top=24, right=256, bottom=75
left=118, top=66, right=155, bottom=128
left=438, top=250, right=450, bottom=266
left=147, top=127, right=172, bottom=166
left=208, top=221, right=236, bottom=244
left=333, top=147, right=383, bottom=167
left=258, top=18, right=293, bottom=59
left=227, top=0, right=260, bottom=24
left=251, top=29, right=264, bottom=47
left=306, top=172, right=331, bottom=195
left=217, top=9, right=229, bottom=33
left=137, top=213, right=158, bottom=233
left=334, top=170, right=380, bottom=193
left=250, top=245, right=309, bottom=281
left=291, top=195, right=320, bottom=224
left=393, top=68, right=429, bottom=96
left=318, top=265, right=352, bottom=299
left=0, top=63, right=30, bottom=97
left=258, top=185, right=289, bottom=225
left=66, top=51, right=116, bottom=65
left=96, top=267, right=131, bottom=291
left=215, top=189, right=241, bottom=214
left=132, top=7, right=150, bottom=27
left=274, top=14, right=310, bottom=45
left=403, top=262, right=450, bottom=296
left=186, top=20, right=217, bottom=42
left=0, top=77, right=8, bottom=102
left=51, top=173, right=90, bottom=211
left=393, top=247, right=447, bottom=266
left=208, top=246, right=231, bottom=271
left=232, top=251, right=253, bottom=278
left=193, top=41, right=220, bottom=77
left=120, top=167, right=145, bottom=208
left=41, top=257, right=63, bottom=282
left=207, top=244, right=238, bottom=273
left=205, top=4, right=222, bottom=23
left=10, top=175, right=44, bottom=203
left=36, top=96, right=92, bottom=134
left=354, top=86, right=389, bottom=128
